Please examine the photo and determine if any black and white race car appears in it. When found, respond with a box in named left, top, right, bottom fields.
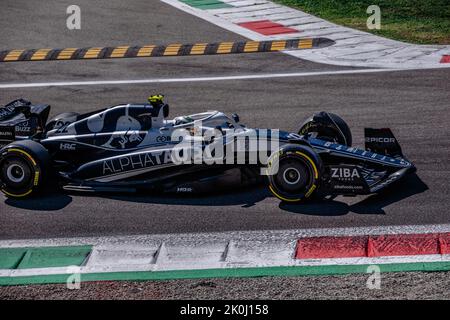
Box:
left=0, top=97, right=415, bottom=202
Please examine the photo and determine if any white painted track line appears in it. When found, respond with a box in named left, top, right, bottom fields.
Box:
left=0, top=67, right=439, bottom=89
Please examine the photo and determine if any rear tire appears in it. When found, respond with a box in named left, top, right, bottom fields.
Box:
left=0, top=141, right=50, bottom=198
left=267, top=144, right=322, bottom=203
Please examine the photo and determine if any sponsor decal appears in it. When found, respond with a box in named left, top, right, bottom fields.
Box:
left=15, top=126, right=31, bottom=133
left=331, top=167, right=360, bottom=180
left=0, top=106, right=16, bottom=120
left=327, top=165, right=369, bottom=193
left=299, top=122, right=313, bottom=135
left=287, top=133, right=303, bottom=140
left=365, top=137, right=396, bottom=143
left=60, top=143, right=76, bottom=151
left=177, top=187, right=193, bottom=193
left=317, top=139, right=408, bottom=166
left=156, top=135, right=171, bottom=143
left=102, top=131, right=144, bottom=149
left=0, top=130, right=14, bottom=138
left=399, top=160, right=410, bottom=166
left=0, top=126, right=15, bottom=142
left=102, top=150, right=172, bottom=175
left=15, top=120, right=33, bottom=135
left=333, top=185, right=365, bottom=190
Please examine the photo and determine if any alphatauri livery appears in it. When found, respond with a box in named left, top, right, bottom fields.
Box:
left=0, top=96, right=415, bottom=202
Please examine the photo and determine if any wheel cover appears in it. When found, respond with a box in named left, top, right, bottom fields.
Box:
left=269, top=151, right=319, bottom=202
left=6, top=163, right=26, bottom=183
left=275, top=159, right=310, bottom=193
left=0, top=149, right=39, bottom=198
left=283, top=167, right=301, bottom=185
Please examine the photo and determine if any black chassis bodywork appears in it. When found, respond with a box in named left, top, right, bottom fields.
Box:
left=0, top=99, right=415, bottom=197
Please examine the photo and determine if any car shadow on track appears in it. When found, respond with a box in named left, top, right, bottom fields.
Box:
left=103, top=186, right=271, bottom=208
left=3, top=185, right=270, bottom=211
left=3, top=174, right=428, bottom=215
left=279, top=173, right=428, bottom=216
left=93, top=173, right=428, bottom=216
left=4, top=193, right=73, bottom=211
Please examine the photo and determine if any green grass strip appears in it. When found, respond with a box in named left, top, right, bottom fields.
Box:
left=1, top=261, right=450, bottom=286
left=179, top=0, right=233, bottom=10
left=275, top=0, right=450, bottom=44
left=0, top=246, right=92, bottom=270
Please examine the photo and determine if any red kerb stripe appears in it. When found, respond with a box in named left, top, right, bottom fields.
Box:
left=238, top=20, right=298, bottom=35
left=440, top=55, right=450, bottom=63
left=295, top=233, right=450, bottom=259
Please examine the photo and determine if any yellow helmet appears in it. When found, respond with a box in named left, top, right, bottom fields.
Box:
left=148, top=94, right=164, bottom=105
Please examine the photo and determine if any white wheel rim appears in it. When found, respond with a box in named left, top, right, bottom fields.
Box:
left=6, top=164, right=26, bottom=183
left=283, top=167, right=301, bottom=185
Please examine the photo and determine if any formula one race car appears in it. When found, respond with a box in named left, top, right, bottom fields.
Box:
left=0, top=97, right=415, bottom=202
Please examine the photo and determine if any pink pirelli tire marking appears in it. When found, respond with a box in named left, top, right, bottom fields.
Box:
left=295, top=233, right=450, bottom=259
left=237, top=20, right=299, bottom=36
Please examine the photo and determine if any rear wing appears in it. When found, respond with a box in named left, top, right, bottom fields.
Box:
left=0, top=99, right=51, bottom=146
left=364, top=128, right=403, bottom=158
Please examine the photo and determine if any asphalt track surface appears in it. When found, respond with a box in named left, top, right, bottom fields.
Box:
left=0, top=0, right=449, bottom=240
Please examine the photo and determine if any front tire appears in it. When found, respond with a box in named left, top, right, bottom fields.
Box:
left=267, top=145, right=322, bottom=203
left=0, top=141, right=50, bottom=198
left=299, top=112, right=352, bottom=146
